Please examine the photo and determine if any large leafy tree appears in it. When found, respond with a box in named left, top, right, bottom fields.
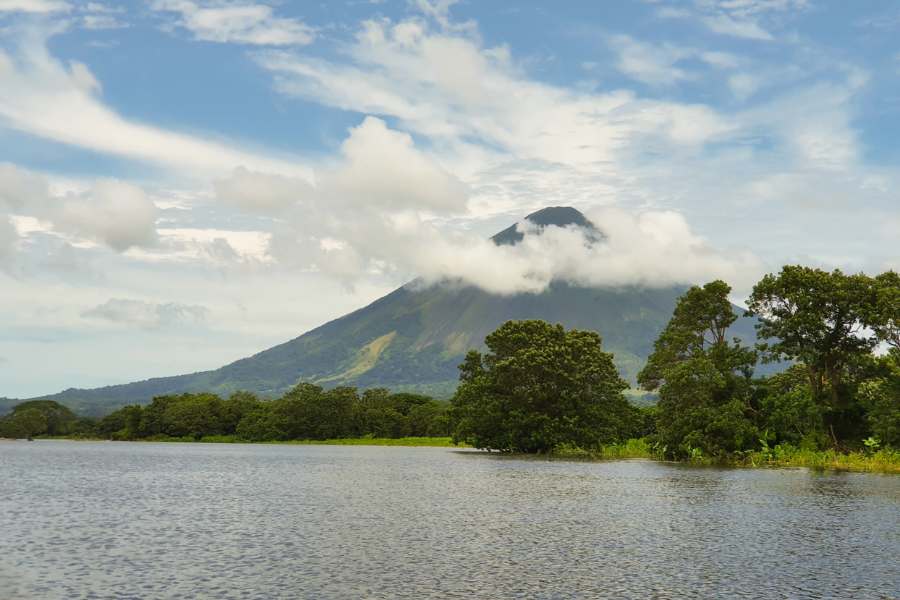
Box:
left=450, top=320, right=634, bottom=453
left=747, top=266, right=876, bottom=407
left=638, top=280, right=745, bottom=391
left=858, top=350, right=900, bottom=447
left=638, top=281, right=758, bottom=458
left=869, top=271, right=900, bottom=350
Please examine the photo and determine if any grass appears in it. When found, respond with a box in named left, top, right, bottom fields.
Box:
left=550, top=438, right=653, bottom=460
left=541, top=439, right=900, bottom=474
left=737, top=445, right=900, bottom=474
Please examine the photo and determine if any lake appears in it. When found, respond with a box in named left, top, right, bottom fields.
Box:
left=1, top=441, right=898, bottom=599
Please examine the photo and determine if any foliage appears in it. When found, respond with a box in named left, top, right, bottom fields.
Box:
left=638, top=280, right=741, bottom=391
left=756, top=365, right=828, bottom=449
left=0, top=400, right=89, bottom=438
left=84, top=387, right=451, bottom=442
left=747, top=266, right=876, bottom=407
left=741, top=443, right=900, bottom=474
left=857, top=351, right=900, bottom=447
left=8, top=263, right=899, bottom=475
left=638, top=281, right=759, bottom=458
left=869, top=271, right=900, bottom=350
left=450, top=320, right=638, bottom=453
left=550, top=438, right=653, bottom=460
left=644, top=267, right=899, bottom=457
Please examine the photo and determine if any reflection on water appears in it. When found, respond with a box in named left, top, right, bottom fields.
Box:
left=0, top=441, right=897, bottom=599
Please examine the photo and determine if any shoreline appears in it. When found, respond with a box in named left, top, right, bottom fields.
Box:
left=22, top=435, right=900, bottom=474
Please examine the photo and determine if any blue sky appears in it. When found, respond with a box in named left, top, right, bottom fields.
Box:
left=1, top=0, right=898, bottom=398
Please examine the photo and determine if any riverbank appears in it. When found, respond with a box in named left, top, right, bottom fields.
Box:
left=548, top=439, right=900, bottom=474
left=30, top=435, right=900, bottom=473
left=34, top=434, right=466, bottom=448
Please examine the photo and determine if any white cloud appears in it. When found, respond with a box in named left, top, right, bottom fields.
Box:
left=0, top=0, right=69, bottom=13
left=80, top=2, right=127, bottom=31
left=152, top=0, right=314, bottom=46
left=607, top=35, right=694, bottom=86
left=216, top=116, right=467, bottom=215
left=656, top=0, right=809, bottom=41
left=326, top=116, right=467, bottom=213
left=54, top=180, right=158, bottom=251
left=245, top=15, right=896, bottom=297
left=257, top=18, right=734, bottom=176
left=702, top=14, right=773, bottom=41
left=700, top=51, right=740, bottom=69
left=728, top=72, right=760, bottom=100
left=0, top=215, right=18, bottom=267
left=82, top=298, right=209, bottom=329
left=210, top=117, right=759, bottom=294
left=0, top=164, right=158, bottom=252
left=0, top=31, right=309, bottom=178
left=130, top=227, right=271, bottom=264
left=214, top=167, right=312, bottom=214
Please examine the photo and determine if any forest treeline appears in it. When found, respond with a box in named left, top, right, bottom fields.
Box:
left=0, top=387, right=451, bottom=441
left=2, top=265, right=898, bottom=464
left=450, top=265, right=899, bottom=458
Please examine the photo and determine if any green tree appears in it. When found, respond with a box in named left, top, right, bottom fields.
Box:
left=161, top=393, right=226, bottom=439
left=756, top=365, right=827, bottom=449
left=868, top=271, right=900, bottom=350
left=450, top=320, right=633, bottom=453
left=747, top=266, right=876, bottom=444
left=221, top=391, right=262, bottom=434
left=272, top=384, right=357, bottom=439
left=858, top=350, right=900, bottom=447
left=2, top=401, right=78, bottom=436
left=638, top=280, right=741, bottom=391
left=0, top=407, right=48, bottom=438
left=97, top=405, right=143, bottom=440
left=236, top=405, right=286, bottom=441
left=748, top=266, right=875, bottom=406
left=639, top=281, right=758, bottom=458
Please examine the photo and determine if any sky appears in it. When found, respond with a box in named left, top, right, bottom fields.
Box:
left=1, top=0, right=898, bottom=398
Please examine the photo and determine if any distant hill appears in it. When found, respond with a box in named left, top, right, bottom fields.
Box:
left=16, top=207, right=763, bottom=416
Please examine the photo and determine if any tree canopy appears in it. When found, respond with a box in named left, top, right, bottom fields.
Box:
left=450, top=320, right=638, bottom=452
left=638, top=280, right=758, bottom=458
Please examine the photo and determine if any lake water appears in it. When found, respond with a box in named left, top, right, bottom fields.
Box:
left=1, top=441, right=898, bottom=599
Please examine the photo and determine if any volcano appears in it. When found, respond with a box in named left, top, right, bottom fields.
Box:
left=24, top=207, right=760, bottom=415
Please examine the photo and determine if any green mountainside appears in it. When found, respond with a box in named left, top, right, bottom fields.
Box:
left=10, top=207, right=761, bottom=416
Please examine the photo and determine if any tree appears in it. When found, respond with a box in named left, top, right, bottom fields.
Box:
left=96, top=405, right=143, bottom=440
left=858, top=350, right=900, bottom=447
left=757, top=365, right=827, bottom=449
left=2, top=401, right=78, bottom=436
left=747, top=266, right=875, bottom=405
left=161, top=393, right=226, bottom=439
left=272, top=384, right=357, bottom=439
left=450, top=320, right=633, bottom=453
left=236, top=405, right=286, bottom=441
left=221, top=391, right=262, bottom=434
left=869, top=271, right=900, bottom=350
left=638, top=281, right=758, bottom=458
left=638, top=280, right=741, bottom=391
left=0, top=407, right=48, bottom=438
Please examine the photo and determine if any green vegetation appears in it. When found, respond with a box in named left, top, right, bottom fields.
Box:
left=104, top=435, right=462, bottom=447
left=1, top=387, right=451, bottom=443
left=636, top=266, right=899, bottom=465
left=0, top=400, right=94, bottom=439
left=444, top=265, right=899, bottom=473
left=4, top=261, right=897, bottom=475
left=449, top=320, right=643, bottom=453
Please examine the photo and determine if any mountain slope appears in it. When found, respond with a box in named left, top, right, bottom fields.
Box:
left=18, top=207, right=761, bottom=416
